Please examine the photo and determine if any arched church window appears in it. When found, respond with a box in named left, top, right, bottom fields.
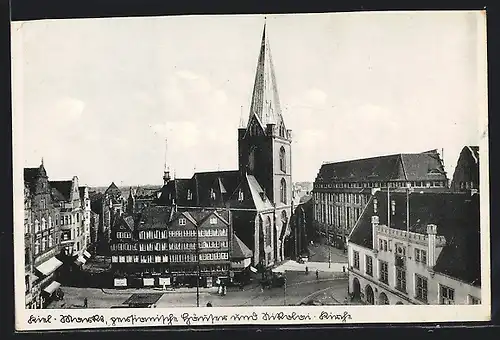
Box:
left=280, top=178, right=287, bottom=204
left=265, top=216, right=272, bottom=246
left=281, top=210, right=288, bottom=228
left=248, top=147, right=256, bottom=172
left=279, top=146, right=286, bottom=173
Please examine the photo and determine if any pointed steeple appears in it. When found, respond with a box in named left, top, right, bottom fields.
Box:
left=248, top=19, right=285, bottom=129
left=239, top=105, right=246, bottom=128
left=163, top=137, right=171, bottom=184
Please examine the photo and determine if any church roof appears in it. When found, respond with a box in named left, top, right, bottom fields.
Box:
left=246, top=174, right=274, bottom=211
left=316, top=150, right=447, bottom=183
left=349, top=190, right=480, bottom=287
left=248, top=21, right=285, bottom=130
left=231, top=234, right=253, bottom=260
left=136, top=206, right=174, bottom=230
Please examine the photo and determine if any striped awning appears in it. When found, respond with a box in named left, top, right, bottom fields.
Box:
left=43, top=281, right=61, bottom=294
left=36, top=257, right=63, bottom=276
left=83, top=250, right=91, bottom=259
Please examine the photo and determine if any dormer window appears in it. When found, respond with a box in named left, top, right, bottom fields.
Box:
left=187, top=189, right=193, bottom=201
left=210, top=188, right=216, bottom=200
left=210, top=217, right=217, bottom=225
left=179, top=218, right=186, bottom=226
left=391, top=200, right=396, bottom=215
left=238, top=189, right=244, bottom=202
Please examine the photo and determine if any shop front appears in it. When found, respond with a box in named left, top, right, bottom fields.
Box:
left=41, top=280, right=62, bottom=308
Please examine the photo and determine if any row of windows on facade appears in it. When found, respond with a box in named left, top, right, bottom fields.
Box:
left=315, top=180, right=447, bottom=190
left=111, top=252, right=229, bottom=263
left=458, top=181, right=477, bottom=189
left=377, top=238, right=428, bottom=264
left=31, top=234, right=56, bottom=255
left=121, top=264, right=230, bottom=275
left=315, top=204, right=362, bottom=231
left=314, top=192, right=368, bottom=206
left=118, top=228, right=229, bottom=240
left=352, top=250, right=480, bottom=304
left=111, top=240, right=229, bottom=252
left=61, top=225, right=84, bottom=241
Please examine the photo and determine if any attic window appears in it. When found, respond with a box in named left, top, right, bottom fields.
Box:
left=179, top=218, right=186, bottom=226
left=373, top=199, right=378, bottom=213
left=210, top=217, right=217, bottom=225
left=238, top=189, right=244, bottom=202
left=210, top=188, right=216, bottom=200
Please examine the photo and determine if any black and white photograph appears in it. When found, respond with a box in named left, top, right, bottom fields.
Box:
left=12, top=11, right=490, bottom=330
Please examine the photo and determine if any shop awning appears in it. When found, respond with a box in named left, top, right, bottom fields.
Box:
left=43, top=281, right=61, bottom=294
left=83, top=250, right=91, bottom=259
left=75, top=256, right=87, bottom=265
left=249, top=266, right=258, bottom=273
left=272, top=267, right=285, bottom=273
left=36, top=257, right=63, bottom=276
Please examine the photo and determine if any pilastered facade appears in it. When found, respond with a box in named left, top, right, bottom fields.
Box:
left=24, top=162, right=63, bottom=309
left=154, top=22, right=292, bottom=267
left=313, top=150, right=449, bottom=250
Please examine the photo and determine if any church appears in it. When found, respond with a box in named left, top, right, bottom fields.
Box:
left=154, top=22, right=293, bottom=267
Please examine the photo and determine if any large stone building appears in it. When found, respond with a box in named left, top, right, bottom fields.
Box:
left=312, top=150, right=449, bottom=250
left=24, top=162, right=63, bottom=309
left=155, top=22, right=292, bottom=268
left=347, top=188, right=480, bottom=305
left=450, top=146, right=479, bottom=193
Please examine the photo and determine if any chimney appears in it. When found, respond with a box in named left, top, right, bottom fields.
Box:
left=371, top=215, right=379, bottom=252
left=427, top=224, right=438, bottom=268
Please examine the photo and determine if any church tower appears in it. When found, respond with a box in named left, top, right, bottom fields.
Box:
left=238, top=20, right=293, bottom=261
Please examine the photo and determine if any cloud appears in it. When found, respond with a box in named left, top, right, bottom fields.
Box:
left=304, top=88, right=327, bottom=106
left=53, top=97, right=85, bottom=121
left=149, top=121, right=200, bottom=148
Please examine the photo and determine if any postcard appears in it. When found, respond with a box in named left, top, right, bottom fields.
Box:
left=12, top=11, right=490, bottom=331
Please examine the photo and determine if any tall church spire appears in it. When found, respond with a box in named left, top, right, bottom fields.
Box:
left=163, top=138, right=171, bottom=185
left=248, top=19, right=285, bottom=129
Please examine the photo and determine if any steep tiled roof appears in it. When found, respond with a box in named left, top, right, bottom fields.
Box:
left=349, top=190, right=480, bottom=286
left=316, top=150, right=447, bottom=183
left=50, top=181, right=72, bottom=201
left=136, top=206, right=174, bottom=229
left=231, top=234, right=253, bottom=260
left=105, top=182, right=122, bottom=197
left=193, top=170, right=240, bottom=206
left=246, top=174, right=274, bottom=210
left=113, top=215, right=136, bottom=232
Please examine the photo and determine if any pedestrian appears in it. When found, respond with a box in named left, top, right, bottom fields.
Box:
left=83, top=297, right=88, bottom=308
left=343, top=266, right=346, bottom=273
left=206, top=302, right=212, bottom=307
left=315, top=269, right=319, bottom=280
left=305, top=266, right=309, bottom=275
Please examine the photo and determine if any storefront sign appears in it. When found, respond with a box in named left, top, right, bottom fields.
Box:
left=143, top=278, right=155, bottom=286
left=114, top=278, right=127, bottom=287
left=159, top=277, right=171, bottom=286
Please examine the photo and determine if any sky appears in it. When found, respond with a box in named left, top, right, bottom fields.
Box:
left=13, top=11, right=487, bottom=187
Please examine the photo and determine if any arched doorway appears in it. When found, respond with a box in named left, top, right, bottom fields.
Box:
left=365, top=285, right=375, bottom=305
left=352, top=277, right=361, bottom=301
left=396, top=301, right=404, bottom=305
left=379, top=292, right=390, bottom=305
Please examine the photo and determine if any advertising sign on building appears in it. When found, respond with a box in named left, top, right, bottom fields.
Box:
left=159, top=277, right=171, bottom=286
left=143, top=278, right=155, bottom=286
left=114, top=278, right=127, bottom=287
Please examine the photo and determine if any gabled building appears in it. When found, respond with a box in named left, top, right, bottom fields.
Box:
left=347, top=188, right=481, bottom=305
left=50, top=176, right=87, bottom=257
left=109, top=206, right=234, bottom=288
left=24, top=161, right=63, bottom=309
left=450, top=146, right=479, bottom=193
left=153, top=22, right=293, bottom=267
left=312, top=150, right=449, bottom=250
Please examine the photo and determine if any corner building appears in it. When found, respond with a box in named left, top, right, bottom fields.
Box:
left=156, top=22, right=292, bottom=267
